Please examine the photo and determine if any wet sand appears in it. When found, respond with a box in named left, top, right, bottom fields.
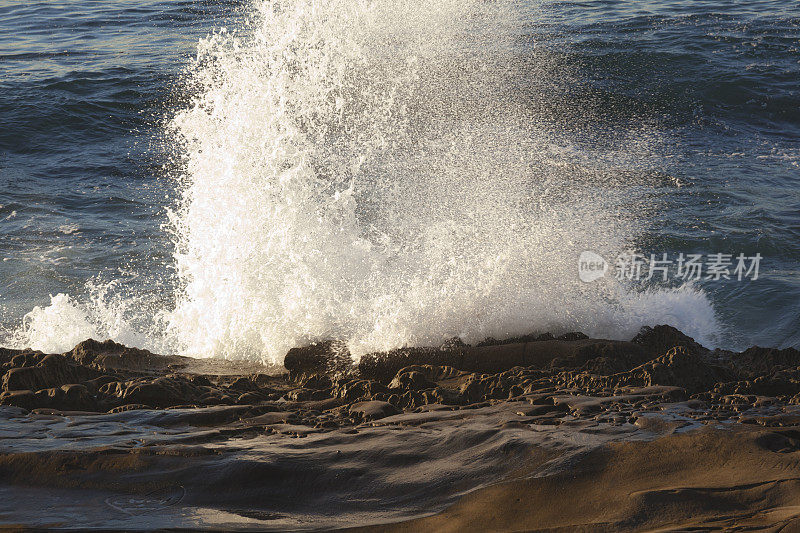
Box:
left=2, top=326, right=800, bottom=530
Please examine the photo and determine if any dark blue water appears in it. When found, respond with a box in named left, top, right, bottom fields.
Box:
left=0, top=0, right=242, bottom=336
left=0, top=0, right=798, bottom=353
left=540, top=0, right=800, bottom=348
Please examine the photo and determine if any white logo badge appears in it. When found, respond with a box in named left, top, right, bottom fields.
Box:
left=578, top=251, right=608, bottom=282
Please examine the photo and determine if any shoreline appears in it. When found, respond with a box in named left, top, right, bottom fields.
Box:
left=2, top=325, right=800, bottom=530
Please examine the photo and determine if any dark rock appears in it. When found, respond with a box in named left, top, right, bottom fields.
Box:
left=303, top=397, right=344, bottom=411
left=98, top=381, right=125, bottom=398
left=108, top=404, right=151, bottom=413
left=198, top=394, right=225, bottom=406
left=283, top=340, right=351, bottom=376
left=395, top=365, right=461, bottom=382
left=459, top=376, right=489, bottom=403
left=236, top=391, right=267, bottom=405
left=2, top=354, right=100, bottom=392
left=33, top=384, right=96, bottom=411
left=440, top=337, right=468, bottom=351
left=285, top=388, right=315, bottom=402
left=609, top=346, right=734, bottom=394
left=567, top=341, right=653, bottom=371
left=301, top=374, right=332, bottom=390
left=631, top=325, right=706, bottom=356
left=477, top=332, right=559, bottom=347
left=0, top=348, right=41, bottom=368
left=0, top=390, right=36, bottom=410
left=60, top=383, right=93, bottom=408
left=581, top=357, right=629, bottom=375
left=397, top=390, right=425, bottom=409
left=466, top=339, right=645, bottom=374
left=714, top=376, right=800, bottom=398
left=191, top=376, right=212, bottom=387
left=388, top=370, right=436, bottom=391
left=348, top=400, right=400, bottom=421
left=228, top=377, right=257, bottom=392
left=250, top=374, right=276, bottom=388
left=475, top=337, right=502, bottom=347
left=119, top=377, right=194, bottom=408
left=67, top=338, right=189, bottom=372
left=358, top=348, right=463, bottom=382
left=358, top=338, right=650, bottom=381
left=6, top=350, right=46, bottom=369
left=3, top=368, right=43, bottom=392
left=557, top=332, right=589, bottom=341
left=84, top=375, right=118, bottom=394
left=730, top=346, right=800, bottom=375
left=332, top=379, right=389, bottom=402
left=420, top=391, right=439, bottom=405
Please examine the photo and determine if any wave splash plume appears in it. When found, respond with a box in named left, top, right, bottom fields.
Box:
left=9, top=0, right=720, bottom=362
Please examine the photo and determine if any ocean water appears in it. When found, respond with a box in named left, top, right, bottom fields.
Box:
left=0, top=0, right=797, bottom=362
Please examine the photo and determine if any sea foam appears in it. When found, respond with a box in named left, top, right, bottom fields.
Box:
left=160, top=0, right=721, bottom=361
left=5, top=0, right=721, bottom=362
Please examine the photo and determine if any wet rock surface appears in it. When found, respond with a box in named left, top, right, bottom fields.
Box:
left=0, top=325, right=798, bottom=429
left=2, top=325, right=800, bottom=530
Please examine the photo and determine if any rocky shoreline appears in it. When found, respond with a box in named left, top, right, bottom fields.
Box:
left=2, top=325, right=799, bottom=424
left=2, top=326, right=800, bottom=530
